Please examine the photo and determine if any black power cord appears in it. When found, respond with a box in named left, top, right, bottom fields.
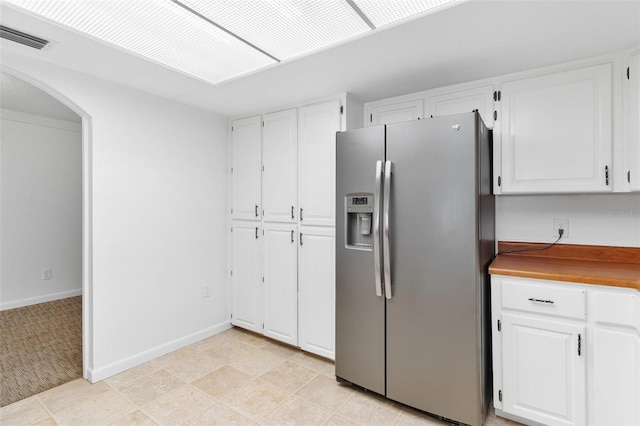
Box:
left=497, top=228, right=564, bottom=256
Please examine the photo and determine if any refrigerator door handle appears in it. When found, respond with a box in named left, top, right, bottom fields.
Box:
left=383, top=160, right=392, bottom=299
left=373, top=160, right=383, bottom=297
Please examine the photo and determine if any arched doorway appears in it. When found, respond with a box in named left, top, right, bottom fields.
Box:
left=0, top=68, right=92, bottom=405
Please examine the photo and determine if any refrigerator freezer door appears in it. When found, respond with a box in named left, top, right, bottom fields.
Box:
left=335, top=126, right=386, bottom=395
left=385, top=114, right=483, bottom=425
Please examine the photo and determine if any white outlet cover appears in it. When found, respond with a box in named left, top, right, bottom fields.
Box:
left=553, top=218, right=569, bottom=238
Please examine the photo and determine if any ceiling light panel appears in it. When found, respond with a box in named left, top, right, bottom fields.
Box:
left=5, top=0, right=276, bottom=84
left=177, top=0, right=371, bottom=60
left=353, top=0, right=463, bottom=28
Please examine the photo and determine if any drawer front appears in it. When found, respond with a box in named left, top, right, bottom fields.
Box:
left=593, top=290, right=639, bottom=331
left=501, top=279, right=586, bottom=320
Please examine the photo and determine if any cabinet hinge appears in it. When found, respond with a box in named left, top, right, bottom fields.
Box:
left=578, top=334, right=582, bottom=356
left=498, top=390, right=502, bottom=402
left=497, top=319, right=501, bottom=332
left=497, top=176, right=502, bottom=187
left=605, top=165, right=609, bottom=186
left=628, top=66, right=630, bottom=80
left=340, top=105, right=344, bottom=115
left=370, top=113, right=373, bottom=123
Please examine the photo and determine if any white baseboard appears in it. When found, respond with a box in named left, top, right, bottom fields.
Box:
left=0, top=289, right=82, bottom=311
left=86, top=321, right=232, bottom=383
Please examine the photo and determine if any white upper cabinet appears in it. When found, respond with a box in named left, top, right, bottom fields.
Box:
left=498, top=63, right=613, bottom=194
left=625, top=52, right=640, bottom=191
left=262, top=109, right=298, bottom=222
left=365, top=97, right=424, bottom=126
left=426, top=85, right=495, bottom=129
left=262, top=223, right=298, bottom=346
left=230, top=222, right=262, bottom=333
left=231, top=116, right=262, bottom=220
left=298, top=100, right=342, bottom=227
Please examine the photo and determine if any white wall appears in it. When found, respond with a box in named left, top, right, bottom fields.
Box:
left=496, top=193, right=640, bottom=247
left=1, top=50, right=230, bottom=381
left=1, top=110, right=82, bottom=310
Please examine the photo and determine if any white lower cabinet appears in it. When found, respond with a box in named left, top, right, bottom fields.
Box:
left=492, top=275, right=640, bottom=426
left=591, top=290, right=640, bottom=425
left=298, top=227, right=335, bottom=360
left=262, top=223, right=298, bottom=346
left=230, top=222, right=262, bottom=333
left=501, top=313, right=586, bottom=425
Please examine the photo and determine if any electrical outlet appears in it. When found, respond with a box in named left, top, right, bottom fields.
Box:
left=42, top=268, right=52, bottom=280
left=553, top=218, right=569, bottom=238
left=203, top=285, right=211, bottom=298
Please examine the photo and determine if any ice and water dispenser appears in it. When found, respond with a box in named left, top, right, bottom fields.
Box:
left=345, top=194, right=374, bottom=249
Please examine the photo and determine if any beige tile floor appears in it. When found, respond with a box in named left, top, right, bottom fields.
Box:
left=1, top=327, right=522, bottom=426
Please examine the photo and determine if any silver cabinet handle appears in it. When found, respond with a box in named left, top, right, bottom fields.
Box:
left=255, top=227, right=259, bottom=239
left=300, top=208, right=303, bottom=221
left=291, top=229, right=294, bottom=243
left=528, top=298, right=554, bottom=304
left=373, top=160, right=383, bottom=297
left=291, top=206, right=294, bottom=220
left=299, top=232, right=303, bottom=246
left=255, top=205, right=259, bottom=217
left=383, top=160, right=392, bottom=299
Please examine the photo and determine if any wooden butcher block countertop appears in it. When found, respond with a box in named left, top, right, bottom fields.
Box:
left=489, top=242, right=640, bottom=291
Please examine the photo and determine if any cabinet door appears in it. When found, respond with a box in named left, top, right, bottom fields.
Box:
left=298, top=227, right=335, bottom=359
left=591, top=288, right=640, bottom=425
left=426, top=85, right=495, bottom=129
left=626, top=53, right=640, bottom=191
left=365, top=98, right=424, bottom=126
left=591, top=328, right=640, bottom=426
left=262, top=223, right=298, bottom=346
left=499, top=64, right=612, bottom=193
left=501, top=313, right=586, bottom=426
left=230, top=222, right=262, bottom=333
left=231, top=116, right=262, bottom=220
left=263, top=109, right=298, bottom=222
left=298, top=100, right=341, bottom=227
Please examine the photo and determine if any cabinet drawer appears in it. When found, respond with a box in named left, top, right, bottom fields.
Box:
left=593, top=290, right=639, bottom=331
left=501, top=280, right=586, bottom=320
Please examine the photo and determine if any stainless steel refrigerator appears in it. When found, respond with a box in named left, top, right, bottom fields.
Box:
left=335, top=112, right=494, bottom=426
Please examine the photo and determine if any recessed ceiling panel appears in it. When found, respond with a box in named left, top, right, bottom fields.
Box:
left=5, top=0, right=276, bottom=84
left=179, top=0, right=371, bottom=60
left=353, top=0, right=464, bottom=28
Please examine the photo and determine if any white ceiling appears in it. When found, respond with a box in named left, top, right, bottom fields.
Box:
left=1, top=1, right=639, bottom=119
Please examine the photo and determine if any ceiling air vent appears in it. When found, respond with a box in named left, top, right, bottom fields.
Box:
left=0, top=25, right=49, bottom=50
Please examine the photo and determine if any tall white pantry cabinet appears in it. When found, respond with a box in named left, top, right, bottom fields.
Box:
left=229, top=96, right=360, bottom=359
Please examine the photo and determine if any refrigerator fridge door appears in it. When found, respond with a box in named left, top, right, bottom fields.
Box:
left=335, top=126, right=386, bottom=395
left=385, top=114, right=483, bottom=425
